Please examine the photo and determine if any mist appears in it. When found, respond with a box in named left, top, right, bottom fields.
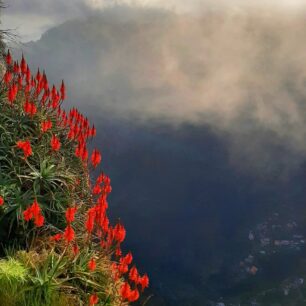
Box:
left=11, top=6, right=306, bottom=176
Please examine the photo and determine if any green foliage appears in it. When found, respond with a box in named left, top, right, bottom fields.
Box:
left=0, top=51, right=139, bottom=305
left=0, top=258, right=27, bottom=306
left=0, top=82, right=90, bottom=247
left=0, top=247, right=123, bottom=306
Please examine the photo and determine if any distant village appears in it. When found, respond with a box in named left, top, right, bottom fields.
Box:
left=210, top=211, right=306, bottom=306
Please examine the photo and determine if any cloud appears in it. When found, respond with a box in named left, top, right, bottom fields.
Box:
left=4, top=0, right=306, bottom=42
left=12, top=6, right=306, bottom=175
left=2, top=0, right=89, bottom=41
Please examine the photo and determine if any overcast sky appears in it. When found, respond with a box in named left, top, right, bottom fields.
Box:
left=4, top=0, right=306, bottom=174
left=2, top=0, right=306, bottom=42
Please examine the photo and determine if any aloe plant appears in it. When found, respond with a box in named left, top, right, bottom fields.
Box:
left=0, top=50, right=149, bottom=305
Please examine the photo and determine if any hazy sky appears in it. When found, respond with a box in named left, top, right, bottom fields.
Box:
left=4, top=1, right=306, bottom=175
left=3, top=0, right=306, bottom=41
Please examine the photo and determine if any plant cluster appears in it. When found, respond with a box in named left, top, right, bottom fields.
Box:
left=0, top=50, right=149, bottom=305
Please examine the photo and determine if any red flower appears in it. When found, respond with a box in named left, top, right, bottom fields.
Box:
left=90, top=125, right=96, bottom=137
left=68, top=128, right=75, bottom=140
left=88, top=258, right=96, bottom=271
left=122, top=252, right=133, bottom=265
left=104, top=184, right=112, bottom=194
left=4, top=71, right=12, bottom=84
left=114, top=223, right=126, bottom=243
left=129, top=266, right=139, bottom=283
left=23, top=208, right=33, bottom=222
left=64, top=225, right=75, bottom=243
left=92, top=184, right=102, bottom=195
left=81, top=147, right=88, bottom=161
left=121, top=282, right=140, bottom=301
left=51, top=85, right=57, bottom=99
left=129, top=289, right=140, bottom=302
left=20, top=54, right=27, bottom=74
left=104, top=176, right=111, bottom=185
left=41, top=119, right=52, bottom=132
left=65, top=207, right=77, bottom=223
left=16, top=140, right=32, bottom=159
left=138, top=274, right=149, bottom=291
left=13, top=61, right=20, bottom=74
left=89, top=294, right=99, bottom=306
left=0, top=196, right=3, bottom=206
left=96, top=173, right=105, bottom=185
left=120, top=282, right=132, bottom=300
left=118, top=263, right=128, bottom=275
left=115, top=247, right=122, bottom=257
left=60, top=80, right=66, bottom=100
left=22, top=200, right=45, bottom=227
left=102, top=216, right=109, bottom=233
left=91, top=149, right=101, bottom=168
left=34, top=214, right=44, bottom=227
left=8, top=83, right=18, bottom=104
left=50, top=233, right=62, bottom=242
left=30, top=199, right=41, bottom=217
left=24, top=100, right=37, bottom=116
left=50, top=135, right=61, bottom=151
left=85, top=207, right=96, bottom=234
left=36, top=69, right=42, bottom=83
left=6, top=50, right=12, bottom=65
left=72, top=244, right=79, bottom=256
left=26, top=65, right=31, bottom=84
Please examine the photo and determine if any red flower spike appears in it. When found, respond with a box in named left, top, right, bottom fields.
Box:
left=89, top=294, right=99, bottom=306
left=85, top=207, right=96, bottom=234
left=8, top=83, right=18, bottom=104
left=21, top=54, right=27, bottom=74
left=24, top=100, right=37, bottom=117
left=51, top=85, right=57, bottom=98
left=23, top=208, right=33, bottom=222
left=64, top=225, right=75, bottom=243
left=26, top=65, right=31, bottom=84
left=50, top=135, right=61, bottom=151
left=72, top=244, right=79, bottom=256
left=0, top=196, right=3, bottom=206
left=120, top=282, right=132, bottom=300
left=41, top=119, right=52, bottom=132
left=88, top=258, right=96, bottom=271
left=91, top=149, right=101, bottom=168
left=36, top=69, right=41, bottom=83
left=120, top=264, right=129, bottom=274
left=30, top=199, right=41, bottom=218
left=102, top=216, right=109, bottom=233
left=129, top=289, right=140, bottom=302
left=114, top=223, right=126, bottom=243
left=4, top=71, right=12, bottom=84
left=96, top=174, right=104, bottom=185
left=92, top=184, right=102, bottom=195
left=81, top=147, right=88, bottom=162
left=123, top=252, right=133, bottom=265
left=16, top=140, right=32, bottom=158
left=139, top=274, right=149, bottom=291
left=60, top=80, right=66, bottom=100
left=129, top=266, right=139, bottom=283
left=34, top=214, right=44, bottom=227
left=13, top=61, right=20, bottom=73
left=104, top=176, right=111, bottom=185
left=65, top=207, right=77, bottom=223
left=90, top=125, right=96, bottom=137
left=6, top=50, right=12, bottom=65
left=50, top=233, right=62, bottom=242
left=115, top=247, right=122, bottom=257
